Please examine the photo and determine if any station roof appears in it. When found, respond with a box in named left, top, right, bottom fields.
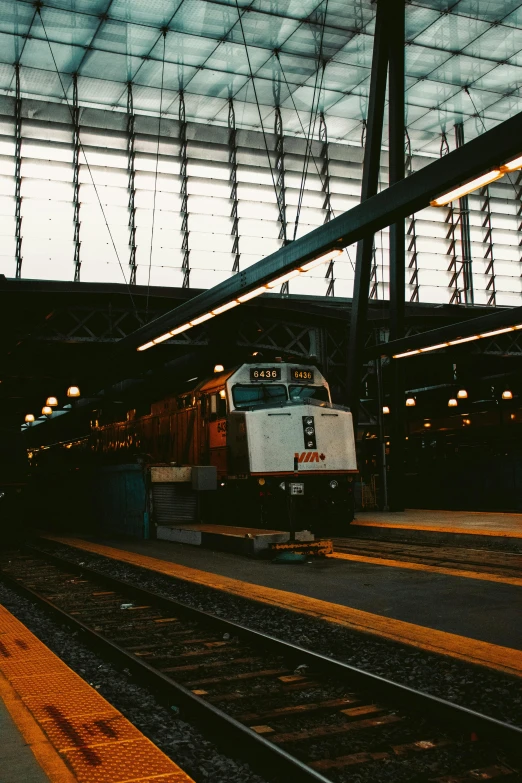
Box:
left=2, top=0, right=522, bottom=154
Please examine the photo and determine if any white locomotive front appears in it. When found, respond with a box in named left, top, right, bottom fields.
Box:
left=217, top=362, right=358, bottom=530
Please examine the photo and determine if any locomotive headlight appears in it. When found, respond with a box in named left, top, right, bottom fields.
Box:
left=305, top=426, right=314, bottom=435
left=305, top=417, right=313, bottom=426
left=329, top=480, right=339, bottom=489
left=258, top=478, right=266, bottom=486
left=279, top=482, right=286, bottom=491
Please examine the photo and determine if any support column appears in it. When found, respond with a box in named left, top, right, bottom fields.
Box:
left=455, top=122, right=474, bottom=304
left=346, top=0, right=389, bottom=422
left=319, top=112, right=335, bottom=296
left=274, top=106, right=289, bottom=292
left=72, top=74, right=81, bottom=282
left=179, top=91, right=190, bottom=288
left=405, top=130, right=420, bottom=302
left=388, top=0, right=406, bottom=512
left=127, top=83, right=137, bottom=285
left=228, top=98, right=240, bottom=274
left=14, top=64, right=22, bottom=279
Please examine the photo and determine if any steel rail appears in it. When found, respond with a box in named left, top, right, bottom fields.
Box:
left=117, top=110, right=522, bottom=353
left=2, top=544, right=521, bottom=775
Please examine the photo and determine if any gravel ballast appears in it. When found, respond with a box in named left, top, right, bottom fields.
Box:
left=30, top=539, right=522, bottom=729
left=0, top=578, right=267, bottom=783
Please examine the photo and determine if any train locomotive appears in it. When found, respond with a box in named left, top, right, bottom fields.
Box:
left=88, top=360, right=358, bottom=532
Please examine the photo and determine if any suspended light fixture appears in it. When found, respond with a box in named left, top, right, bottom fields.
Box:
left=448, top=398, right=458, bottom=407
left=383, top=406, right=390, bottom=414
left=214, top=364, right=224, bottom=373
left=430, top=169, right=504, bottom=207
left=423, top=421, right=431, bottom=428
left=42, top=406, right=52, bottom=416
left=457, top=389, right=468, bottom=399
left=25, top=414, right=35, bottom=423
left=46, top=396, right=58, bottom=407
left=405, top=397, right=416, bottom=407
left=67, top=386, right=80, bottom=397
left=502, top=389, right=513, bottom=400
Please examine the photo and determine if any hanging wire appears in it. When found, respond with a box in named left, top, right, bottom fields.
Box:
left=274, top=51, right=355, bottom=272
left=37, top=7, right=138, bottom=316
left=146, top=29, right=167, bottom=315
left=234, top=0, right=282, bottom=220
left=293, top=0, right=329, bottom=240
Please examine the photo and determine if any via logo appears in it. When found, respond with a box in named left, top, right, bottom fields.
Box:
left=295, top=451, right=326, bottom=463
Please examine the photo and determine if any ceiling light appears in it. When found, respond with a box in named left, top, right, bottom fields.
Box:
left=500, top=155, right=522, bottom=173
left=170, top=323, right=192, bottom=336
left=393, top=350, right=420, bottom=359
left=299, top=249, right=342, bottom=272
left=265, top=270, right=301, bottom=288
left=405, top=397, right=416, bottom=407
left=457, top=389, right=468, bottom=399
left=502, top=390, right=513, bottom=400
left=25, top=414, right=35, bottom=423
left=212, top=301, right=239, bottom=315
left=42, top=406, right=52, bottom=416
left=190, top=312, right=214, bottom=326
left=448, top=398, right=458, bottom=407
left=152, top=333, right=172, bottom=344
left=238, top=286, right=269, bottom=303
left=480, top=327, right=515, bottom=338
left=430, top=170, right=504, bottom=207
left=214, top=364, right=224, bottom=373
left=138, top=341, right=155, bottom=351
left=423, top=421, right=431, bottom=428
left=463, top=418, right=471, bottom=425
left=67, top=386, right=80, bottom=397
left=420, top=343, right=449, bottom=353
left=383, top=405, right=390, bottom=414
left=448, top=335, right=480, bottom=345
left=46, top=396, right=58, bottom=407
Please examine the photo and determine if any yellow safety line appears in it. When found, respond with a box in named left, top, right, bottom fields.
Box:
left=43, top=535, right=522, bottom=679
left=352, top=520, right=522, bottom=538
left=329, top=551, right=522, bottom=587
left=0, top=671, right=77, bottom=783
left=0, top=604, right=195, bottom=783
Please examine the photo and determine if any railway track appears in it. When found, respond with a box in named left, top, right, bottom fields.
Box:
left=0, top=546, right=521, bottom=783
left=333, top=538, right=522, bottom=578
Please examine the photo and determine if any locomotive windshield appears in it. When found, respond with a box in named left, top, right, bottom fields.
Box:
left=233, top=384, right=287, bottom=409
left=289, top=385, right=329, bottom=402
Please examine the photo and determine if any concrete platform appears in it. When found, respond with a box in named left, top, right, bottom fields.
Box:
left=157, top=523, right=314, bottom=555
left=44, top=534, right=522, bottom=678
left=350, top=509, right=522, bottom=549
left=0, top=696, right=51, bottom=783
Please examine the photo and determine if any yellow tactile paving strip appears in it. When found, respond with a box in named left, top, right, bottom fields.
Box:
left=329, top=551, right=522, bottom=587
left=44, top=535, right=522, bottom=680
left=0, top=605, right=195, bottom=783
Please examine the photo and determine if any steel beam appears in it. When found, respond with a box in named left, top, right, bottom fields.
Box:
left=480, top=183, right=496, bottom=306
left=319, top=113, right=335, bottom=297
left=14, top=64, right=22, bottom=279
left=180, top=91, right=190, bottom=288
left=117, top=108, right=522, bottom=353
left=274, top=106, right=290, bottom=293
left=405, top=130, right=420, bottom=302
left=72, top=74, right=81, bottom=282
left=228, top=98, right=240, bottom=274
left=455, top=123, right=473, bottom=304
left=345, top=0, right=389, bottom=420
left=127, top=83, right=137, bottom=285
left=388, top=0, right=405, bottom=512
left=367, top=305, right=522, bottom=359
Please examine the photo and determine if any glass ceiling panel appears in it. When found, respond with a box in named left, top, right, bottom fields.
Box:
left=0, top=0, right=521, bottom=158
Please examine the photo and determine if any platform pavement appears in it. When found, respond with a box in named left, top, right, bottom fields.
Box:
left=43, top=534, right=522, bottom=679
left=350, top=509, right=522, bottom=547
left=0, top=697, right=51, bottom=783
